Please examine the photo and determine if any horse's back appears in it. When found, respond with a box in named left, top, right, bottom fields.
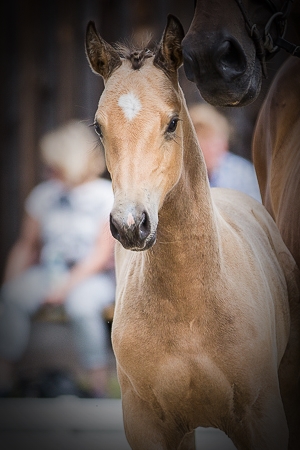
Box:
left=253, top=56, right=300, bottom=268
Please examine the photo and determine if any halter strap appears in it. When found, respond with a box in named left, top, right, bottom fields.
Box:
left=192, top=0, right=299, bottom=76
left=234, top=0, right=299, bottom=76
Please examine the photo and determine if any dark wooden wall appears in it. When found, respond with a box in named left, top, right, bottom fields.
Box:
left=0, top=0, right=286, bottom=278
left=0, top=0, right=195, bottom=277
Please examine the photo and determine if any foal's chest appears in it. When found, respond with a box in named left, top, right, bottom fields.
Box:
left=112, top=310, right=234, bottom=427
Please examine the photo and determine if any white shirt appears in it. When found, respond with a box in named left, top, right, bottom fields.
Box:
left=25, top=178, right=114, bottom=267
left=209, top=152, right=261, bottom=202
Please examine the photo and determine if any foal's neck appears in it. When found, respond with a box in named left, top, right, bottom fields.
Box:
left=151, top=94, right=221, bottom=281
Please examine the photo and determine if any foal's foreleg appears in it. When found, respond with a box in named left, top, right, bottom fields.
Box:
left=178, top=431, right=196, bottom=450
left=229, top=388, right=288, bottom=450
left=121, top=388, right=195, bottom=450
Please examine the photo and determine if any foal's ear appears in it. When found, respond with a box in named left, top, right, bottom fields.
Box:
left=154, top=15, right=185, bottom=76
left=85, top=21, right=121, bottom=80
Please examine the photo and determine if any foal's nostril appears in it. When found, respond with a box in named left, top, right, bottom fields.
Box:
left=110, top=214, right=121, bottom=241
left=138, top=211, right=151, bottom=241
left=110, top=209, right=152, bottom=248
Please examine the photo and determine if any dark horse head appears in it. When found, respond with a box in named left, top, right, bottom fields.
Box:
left=182, top=0, right=291, bottom=106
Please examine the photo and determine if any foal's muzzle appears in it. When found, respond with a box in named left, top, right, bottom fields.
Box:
left=110, top=207, right=156, bottom=251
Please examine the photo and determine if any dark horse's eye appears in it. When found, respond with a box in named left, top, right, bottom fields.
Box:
left=94, top=121, right=103, bottom=138
left=166, top=117, right=179, bottom=134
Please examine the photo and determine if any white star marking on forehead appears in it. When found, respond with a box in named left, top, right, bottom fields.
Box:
left=118, top=92, right=142, bottom=121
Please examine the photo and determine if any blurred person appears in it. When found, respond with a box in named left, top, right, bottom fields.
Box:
left=189, top=103, right=261, bottom=202
left=0, top=120, right=115, bottom=397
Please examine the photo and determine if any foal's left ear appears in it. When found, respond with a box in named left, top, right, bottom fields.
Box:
left=154, top=15, right=185, bottom=76
left=85, top=21, right=121, bottom=80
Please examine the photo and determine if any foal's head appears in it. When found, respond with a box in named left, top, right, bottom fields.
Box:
left=86, top=16, right=185, bottom=251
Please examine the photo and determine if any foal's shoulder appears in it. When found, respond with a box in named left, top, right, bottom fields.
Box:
left=211, top=187, right=281, bottom=241
left=211, top=188, right=296, bottom=267
left=211, top=187, right=263, bottom=217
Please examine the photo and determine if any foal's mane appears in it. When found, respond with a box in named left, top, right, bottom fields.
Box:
left=115, top=41, right=156, bottom=70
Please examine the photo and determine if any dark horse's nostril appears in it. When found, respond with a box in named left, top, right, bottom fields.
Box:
left=216, top=38, right=247, bottom=78
left=139, top=211, right=151, bottom=241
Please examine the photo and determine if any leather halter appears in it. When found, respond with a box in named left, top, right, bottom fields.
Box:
left=234, top=0, right=300, bottom=77
left=193, top=0, right=300, bottom=77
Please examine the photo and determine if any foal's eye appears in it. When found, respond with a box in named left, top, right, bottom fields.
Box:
left=166, top=117, right=179, bottom=134
left=94, top=121, right=103, bottom=138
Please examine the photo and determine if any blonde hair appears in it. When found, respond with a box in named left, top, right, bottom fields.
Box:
left=40, top=120, right=106, bottom=185
left=189, top=103, right=232, bottom=142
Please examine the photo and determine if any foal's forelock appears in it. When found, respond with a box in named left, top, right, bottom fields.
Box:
left=115, top=43, right=154, bottom=70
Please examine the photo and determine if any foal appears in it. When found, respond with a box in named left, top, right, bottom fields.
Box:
left=85, top=15, right=300, bottom=450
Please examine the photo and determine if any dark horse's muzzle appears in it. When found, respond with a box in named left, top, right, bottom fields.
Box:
left=181, top=31, right=260, bottom=106
left=182, top=34, right=247, bottom=84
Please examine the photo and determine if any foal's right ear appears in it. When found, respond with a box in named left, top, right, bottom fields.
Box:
left=85, top=21, right=121, bottom=80
left=154, top=15, right=185, bottom=77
